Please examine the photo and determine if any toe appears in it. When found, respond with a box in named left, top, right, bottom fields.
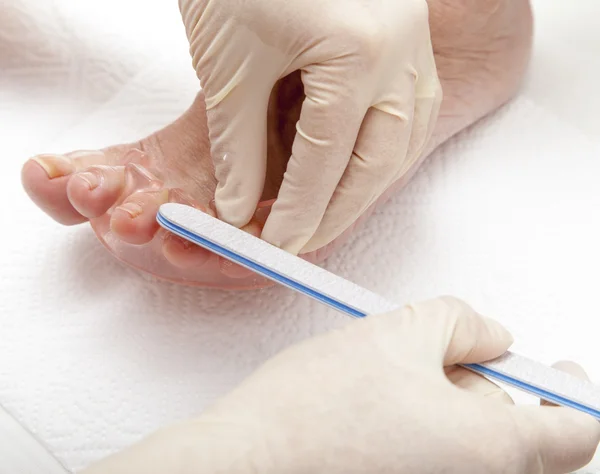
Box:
left=110, top=189, right=169, bottom=245
left=219, top=258, right=255, bottom=279
left=21, top=150, right=110, bottom=225
left=160, top=196, right=215, bottom=268
left=21, top=155, right=85, bottom=225
left=67, top=165, right=126, bottom=219
left=162, top=233, right=212, bottom=268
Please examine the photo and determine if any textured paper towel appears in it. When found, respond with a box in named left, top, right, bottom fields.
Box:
left=1, top=0, right=600, bottom=472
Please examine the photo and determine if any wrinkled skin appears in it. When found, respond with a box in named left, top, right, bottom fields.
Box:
left=21, top=0, right=533, bottom=289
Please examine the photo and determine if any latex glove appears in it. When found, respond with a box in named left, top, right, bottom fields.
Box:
left=81, top=297, right=600, bottom=474
left=179, top=0, right=442, bottom=254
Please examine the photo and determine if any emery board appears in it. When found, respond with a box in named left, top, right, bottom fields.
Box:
left=157, top=203, right=600, bottom=420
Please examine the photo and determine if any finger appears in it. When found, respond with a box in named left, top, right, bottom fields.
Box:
left=386, top=84, right=441, bottom=192
left=302, top=105, right=413, bottom=253
left=261, top=62, right=368, bottom=254
left=445, top=366, right=514, bottom=405
left=390, top=17, right=442, bottom=182
left=541, top=361, right=591, bottom=407
left=207, top=73, right=273, bottom=229
left=404, top=296, right=514, bottom=366
left=512, top=405, right=600, bottom=474
left=187, top=11, right=275, bottom=229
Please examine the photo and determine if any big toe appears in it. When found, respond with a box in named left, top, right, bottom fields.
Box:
left=21, top=154, right=83, bottom=225
left=110, top=189, right=169, bottom=245
left=22, top=151, right=111, bottom=225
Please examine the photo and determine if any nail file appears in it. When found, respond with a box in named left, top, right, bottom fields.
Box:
left=157, top=203, right=600, bottom=420
left=0, top=403, right=71, bottom=474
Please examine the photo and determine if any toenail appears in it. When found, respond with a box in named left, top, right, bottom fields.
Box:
left=76, top=172, right=100, bottom=190
left=68, top=150, right=105, bottom=159
left=116, top=202, right=143, bottom=218
left=32, top=154, right=75, bottom=179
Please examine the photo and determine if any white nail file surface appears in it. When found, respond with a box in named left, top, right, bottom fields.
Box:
left=158, top=203, right=600, bottom=420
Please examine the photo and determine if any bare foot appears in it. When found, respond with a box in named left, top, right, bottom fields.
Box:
left=21, top=0, right=533, bottom=289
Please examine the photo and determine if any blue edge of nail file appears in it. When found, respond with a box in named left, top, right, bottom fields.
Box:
left=157, top=203, right=600, bottom=420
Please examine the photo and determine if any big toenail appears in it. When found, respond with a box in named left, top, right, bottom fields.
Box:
left=116, top=202, right=143, bottom=218
left=76, top=172, right=100, bottom=190
left=32, top=154, right=75, bottom=179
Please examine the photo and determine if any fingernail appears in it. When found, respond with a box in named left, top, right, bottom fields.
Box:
left=116, top=202, right=143, bottom=218
left=76, top=171, right=100, bottom=190
left=32, top=154, right=75, bottom=179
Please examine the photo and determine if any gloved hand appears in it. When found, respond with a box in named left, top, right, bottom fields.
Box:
left=179, top=0, right=442, bottom=254
left=82, top=297, right=600, bottom=474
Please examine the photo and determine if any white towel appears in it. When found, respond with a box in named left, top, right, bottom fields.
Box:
left=1, top=0, right=600, bottom=471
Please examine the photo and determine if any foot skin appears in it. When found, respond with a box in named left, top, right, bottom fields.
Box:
left=21, top=0, right=533, bottom=289
left=21, top=97, right=276, bottom=289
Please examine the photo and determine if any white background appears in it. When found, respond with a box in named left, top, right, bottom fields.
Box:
left=1, top=0, right=600, bottom=471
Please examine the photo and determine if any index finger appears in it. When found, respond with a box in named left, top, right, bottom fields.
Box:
left=261, top=62, right=367, bottom=255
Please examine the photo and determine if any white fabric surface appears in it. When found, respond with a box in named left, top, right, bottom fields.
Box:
left=1, top=0, right=600, bottom=471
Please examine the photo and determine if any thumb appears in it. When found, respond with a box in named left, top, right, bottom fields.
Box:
left=179, top=0, right=270, bottom=228
left=206, top=80, right=271, bottom=229
left=188, top=17, right=278, bottom=229
left=511, top=405, right=600, bottom=474
left=404, top=296, right=514, bottom=367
